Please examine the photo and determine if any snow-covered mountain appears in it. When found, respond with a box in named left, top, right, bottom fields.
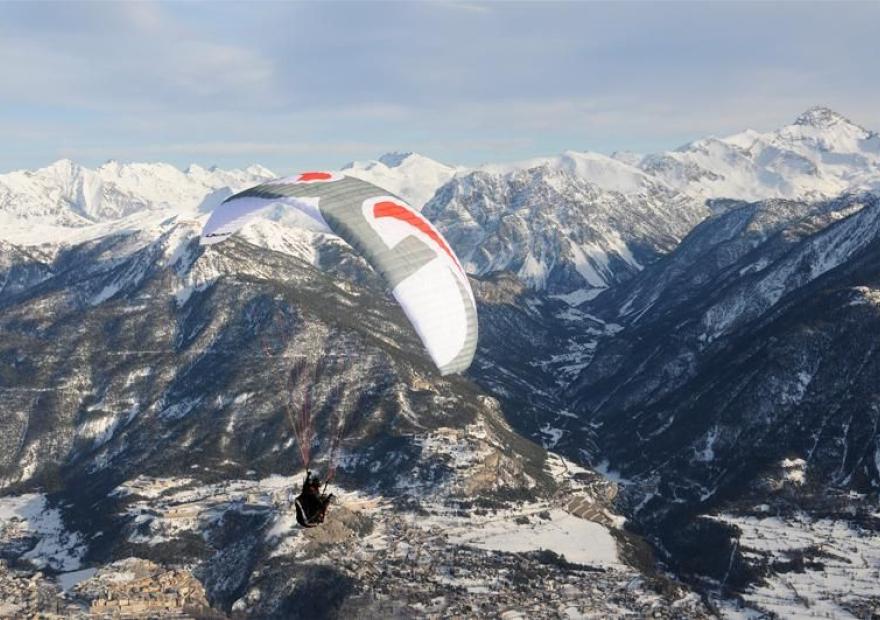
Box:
left=477, top=150, right=665, bottom=195
left=424, top=154, right=706, bottom=295
left=3, top=106, right=880, bottom=618
left=0, top=159, right=274, bottom=246
left=553, top=191, right=880, bottom=608
left=636, top=106, right=880, bottom=201
left=571, top=192, right=880, bottom=491
left=4, top=106, right=878, bottom=300
left=425, top=108, right=880, bottom=296
left=0, top=222, right=710, bottom=617
left=341, top=151, right=459, bottom=209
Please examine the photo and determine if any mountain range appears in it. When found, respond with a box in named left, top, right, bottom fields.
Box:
left=1, top=107, right=879, bottom=618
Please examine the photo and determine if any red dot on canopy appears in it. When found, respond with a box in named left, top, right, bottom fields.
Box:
left=297, top=171, right=333, bottom=182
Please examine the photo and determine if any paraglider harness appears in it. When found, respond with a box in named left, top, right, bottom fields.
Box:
left=294, top=470, right=333, bottom=528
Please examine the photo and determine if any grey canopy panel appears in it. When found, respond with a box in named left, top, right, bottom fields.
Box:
left=202, top=172, right=477, bottom=375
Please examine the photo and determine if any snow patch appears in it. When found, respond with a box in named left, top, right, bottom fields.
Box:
left=0, top=494, right=86, bottom=571
left=551, top=288, right=605, bottom=305
left=715, top=512, right=880, bottom=619
left=448, top=508, right=621, bottom=567
left=781, top=457, right=807, bottom=485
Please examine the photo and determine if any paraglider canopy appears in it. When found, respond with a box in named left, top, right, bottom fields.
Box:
left=202, top=171, right=478, bottom=375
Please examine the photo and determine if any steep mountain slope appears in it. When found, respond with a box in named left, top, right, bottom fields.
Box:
left=567, top=193, right=880, bottom=519
left=0, top=227, right=702, bottom=617
left=0, top=227, right=543, bottom=496
left=534, top=192, right=880, bottom=615
left=424, top=158, right=706, bottom=295
left=0, top=242, right=54, bottom=300
left=422, top=108, right=880, bottom=299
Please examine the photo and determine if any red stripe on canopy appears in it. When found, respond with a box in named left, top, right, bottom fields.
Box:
left=373, top=201, right=465, bottom=276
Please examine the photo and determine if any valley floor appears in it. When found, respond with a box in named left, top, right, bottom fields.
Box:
left=0, top=472, right=712, bottom=619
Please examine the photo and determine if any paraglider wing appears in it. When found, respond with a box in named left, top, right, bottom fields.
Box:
left=201, top=172, right=478, bottom=375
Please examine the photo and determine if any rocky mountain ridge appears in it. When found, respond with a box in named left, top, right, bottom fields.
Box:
left=5, top=107, right=877, bottom=279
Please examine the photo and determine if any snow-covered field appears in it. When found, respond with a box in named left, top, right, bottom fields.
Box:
left=447, top=507, right=620, bottom=566
left=0, top=493, right=86, bottom=571
left=109, top=465, right=623, bottom=568
left=1, top=453, right=625, bottom=583
left=716, top=512, right=880, bottom=619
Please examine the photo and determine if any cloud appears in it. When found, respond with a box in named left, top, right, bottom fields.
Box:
left=431, top=1, right=493, bottom=14
left=0, top=2, right=277, bottom=112
left=64, top=140, right=390, bottom=158
left=0, top=1, right=878, bottom=172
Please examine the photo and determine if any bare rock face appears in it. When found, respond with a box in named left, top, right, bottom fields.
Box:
left=425, top=165, right=706, bottom=295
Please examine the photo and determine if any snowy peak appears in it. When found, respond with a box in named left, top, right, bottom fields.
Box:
left=426, top=107, right=880, bottom=296
left=377, top=151, right=416, bottom=168
left=793, top=106, right=863, bottom=131
left=425, top=161, right=705, bottom=294
left=342, top=151, right=458, bottom=208
left=40, top=158, right=82, bottom=177
left=722, top=107, right=872, bottom=153
left=554, top=151, right=663, bottom=194
left=476, top=150, right=666, bottom=196
left=0, top=160, right=275, bottom=246
left=244, top=164, right=275, bottom=177
left=643, top=107, right=880, bottom=201
left=774, top=106, right=874, bottom=153
left=609, top=151, right=644, bottom=168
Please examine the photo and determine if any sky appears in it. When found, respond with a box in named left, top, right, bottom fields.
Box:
left=1, top=0, right=878, bottom=175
